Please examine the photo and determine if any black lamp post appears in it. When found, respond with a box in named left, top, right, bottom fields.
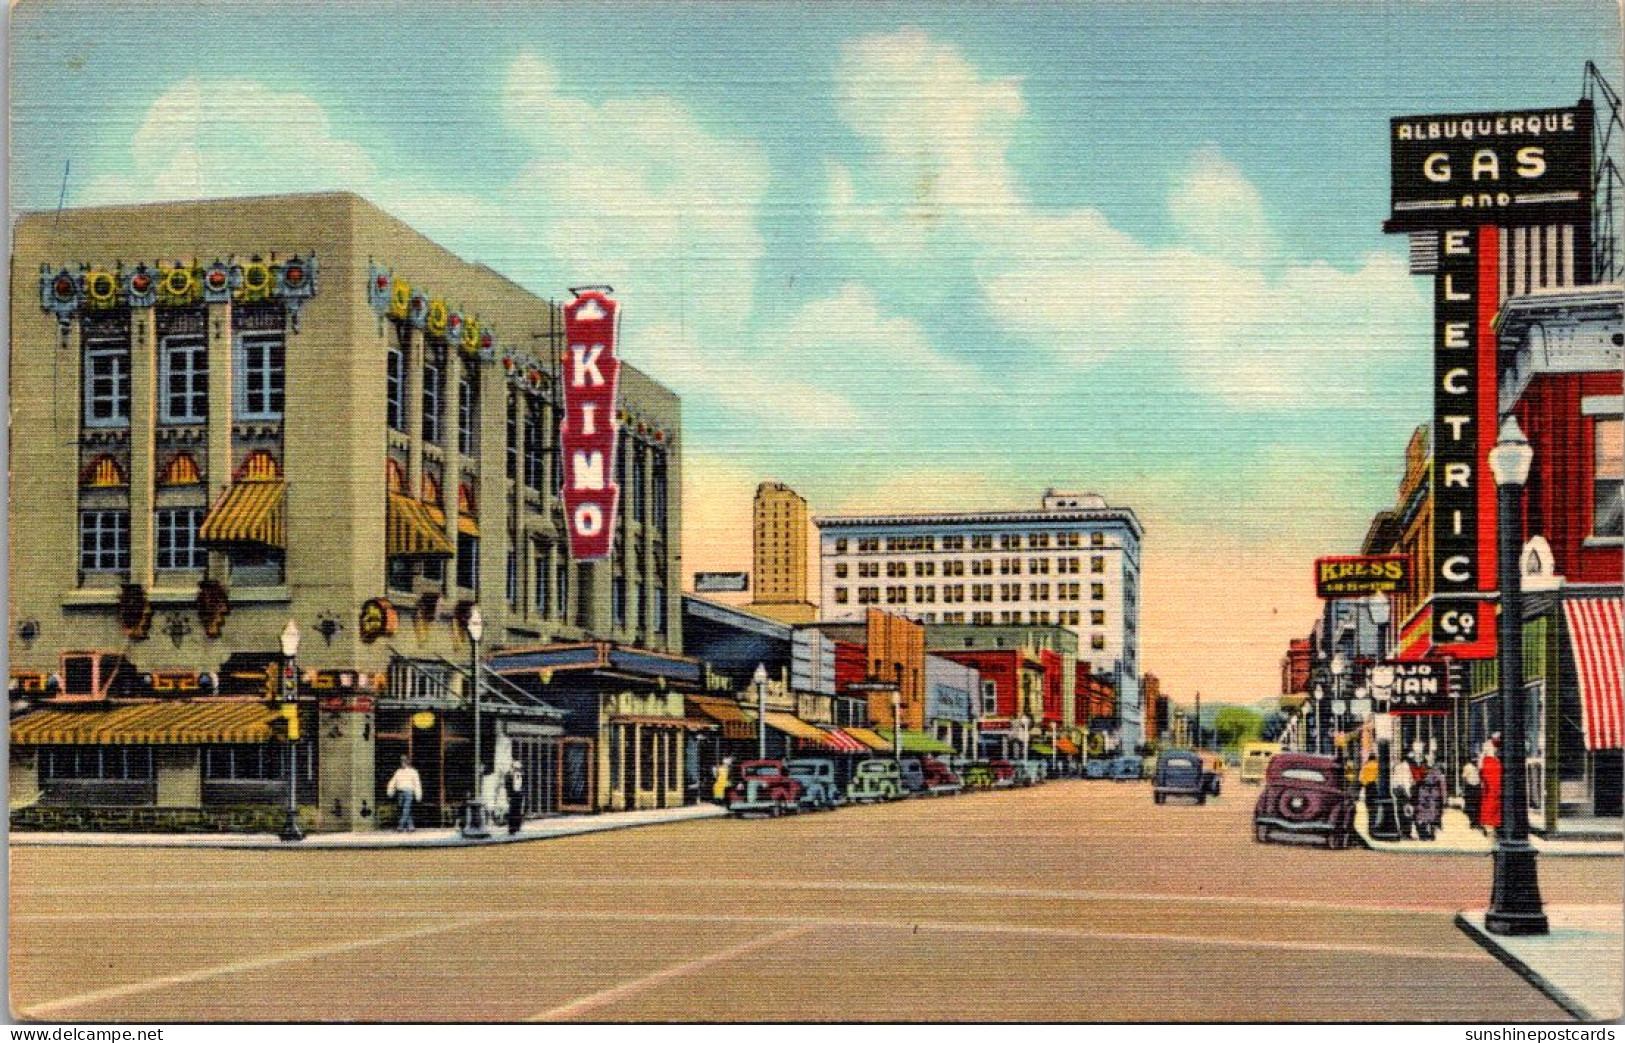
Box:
left=461, top=605, right=491, bottom=840
left=278, top=620, right=304, bottom=843
left=1485, top=416, right=1548, bottom=936
left=1366, top=589, right=1404, bottom=842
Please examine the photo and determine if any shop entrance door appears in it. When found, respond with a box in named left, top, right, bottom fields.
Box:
left=558, top=738, right=595, bottom=812
left=510, top=737, right=558, bottom=816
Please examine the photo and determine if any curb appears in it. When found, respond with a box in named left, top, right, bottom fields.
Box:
left=1454, top=912, right=1594, bottom=1021
left=8, top=805, right=730, bottom=851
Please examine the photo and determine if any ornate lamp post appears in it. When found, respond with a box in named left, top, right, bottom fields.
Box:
left=461, top=605, right=490, bottom=839
left=278, top=620, right=304, bottom=843
left=753, top=663, right=769, bottom=760
left=1329, top=653, right=1348, bottom=758
left=1366, top=594, right=1402, bottom=840
left=1486, top=417, right=1548, bottom=936
left=1313, top=684, right=1325, bottom=755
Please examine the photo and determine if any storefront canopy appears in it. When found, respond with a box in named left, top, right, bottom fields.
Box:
left=686, top=696, right=755, bottom=740
left=875, top=730, right=956, bottom=755
left=1563, top=598, right=1623, bottom=751
left=763, top=712, right=850, bottom=752
left=817, top=728, right=869, bottom=754
left=1030, top=743, right=1055, bottom=756
left=841, top=727, right=892, bottom=752
left=11, top=701, right=280, bottom=745
left=386, top=493, right=455, bottom=558
left=1056, top=737, right=1079, bottom=756
left=199, top=481, right=285, bottom=547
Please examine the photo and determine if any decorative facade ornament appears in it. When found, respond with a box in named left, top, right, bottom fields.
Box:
left=388, top=278, right=412, bottom=321
left=125, top=264, right=157, bottom=308
left=157, top=262, right=203, bottom=307
left=238, top=258, right=275, bottom=302
left=425, top=298, right=448, bottom=337
left=118, top=583, right=154, bottom=641
left=202, top=260, right=233, bottom=305
left=39, top=266, right=81, bottom=324
left=444, top=308, right=463, bottom=345
left=368, top=263, right=393, bottom=314
left=407, top=291, right=428, bottom=329
left=84, top=268, right=119, bottom=310
left=277, top=254, right=316, bottom=329
left=196, top=579, right=230, bottom=638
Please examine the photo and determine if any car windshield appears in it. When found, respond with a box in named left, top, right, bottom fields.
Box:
left=1281, top=768, right=1328, bottom=784
left=1165, top=758, right=1194, bottom=767
left=743, top=765, right=776, bottom=777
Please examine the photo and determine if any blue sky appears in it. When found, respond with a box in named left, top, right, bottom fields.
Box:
left=11, top=1, right=1620, bottom=701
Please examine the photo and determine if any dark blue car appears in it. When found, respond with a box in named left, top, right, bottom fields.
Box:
left=1153, top=750, right=1207, bottom=804
left=1111, top=755, right=1143, bottom=780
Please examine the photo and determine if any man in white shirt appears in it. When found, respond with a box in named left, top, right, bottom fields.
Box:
left=386, top=755, right=424, bottom=832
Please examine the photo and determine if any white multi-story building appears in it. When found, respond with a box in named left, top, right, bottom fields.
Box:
left=814, top=490, right=1145, bottom=747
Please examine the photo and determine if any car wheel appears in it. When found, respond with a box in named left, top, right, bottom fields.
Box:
left=1328, top=829, right=1348, bottom=851
left=1154, top=792, right=1164, bottom=804
left=1254, top=824, right=1270, bottom=843
left=1197, top=793, right=1207, bottom=806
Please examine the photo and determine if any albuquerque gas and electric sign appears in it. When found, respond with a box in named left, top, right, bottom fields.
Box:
left=1384, top=98, right=1593, bottom=658
left=560, top=290, right=622, bottom=561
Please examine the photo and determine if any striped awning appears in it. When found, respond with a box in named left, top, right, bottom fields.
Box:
left=841, top=727, right=892, bottom=752
left=1563, top=598, right=1623, bottom=751
left=763, top=712, right=847, bottom=751
left=10, top=701, right=281, bottom=745
left=687, top=696, right=755, bottom=740
left=199, top=481, right=285, bottom=547
left=387, top=494, right=455, bottom=558
left=818, top=728, right=869, bottom=754
left=458, top=514, right=480, bottom=538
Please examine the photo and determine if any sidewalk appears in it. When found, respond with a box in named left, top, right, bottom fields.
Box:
left=8, top=802, right=727, bottom=850
left=1457, top=906, right=1624, bottom=1021
left=1353, top=804, right=1623, bottom=857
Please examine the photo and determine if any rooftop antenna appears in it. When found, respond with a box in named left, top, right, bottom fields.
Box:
left=53, top=159, right=70, bottom=232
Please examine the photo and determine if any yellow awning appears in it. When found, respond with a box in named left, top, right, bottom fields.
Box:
left=10, top=701, right=281, bottom=745
left=387, top=493, right=455, bottom=557
left=457, top=514, right=480, bottom=538
left=764, top=712, right=833, bottom=743
left=199, top=481, right=285, bottom=547
left=687, top=696, right=754, bottom=740
left=842, top=727, right=892, bottom=752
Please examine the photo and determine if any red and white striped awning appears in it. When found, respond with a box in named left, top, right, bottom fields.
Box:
left=1563, top=598, right=1624, bottom=752
left=818, top=728, right=870, bottom=754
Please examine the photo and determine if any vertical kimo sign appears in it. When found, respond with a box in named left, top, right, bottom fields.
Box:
left=561, top=290, right=621, bottom=561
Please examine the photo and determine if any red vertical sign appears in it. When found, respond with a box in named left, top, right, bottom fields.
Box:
left=560, top=291, right=621, bottom=561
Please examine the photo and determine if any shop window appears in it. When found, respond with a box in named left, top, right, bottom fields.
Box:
left=423, top=556, right=445, bottom=584
left=155, top=507, right=206, bottom=571
left=1595, top=417, right=1623, bottom=538
left=387, top=557, right=415, bottom=592
left=43, top=745, right=154, bottom=780
left=456, top=533, right=479, bottom=593
left=236, top=330, right=285, bottom=420
left=79, top=510, right=130, bottom=573
left=83, top=331, right=131, bottom=428
left=160, top=332, right=208, bottom=423
left=228, top=545, right=285, bottom=587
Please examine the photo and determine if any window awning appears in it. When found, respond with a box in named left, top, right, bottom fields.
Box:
left=1030, top=743, right=1055, bottom=756
left=458, top=515, right=480, bottom=538
left=817, top=728, right=869, bottom=754
left=686, top=696, right=755, bottom=740
left=387, top=493, right=455, bottom=558
left=877, top=729, right=956, bottom=755
left=199, top=481, right=285, bottom=547
left=1056, top=737, right=1079, bottom=756
left=840, top=727, right=892, bottom=752
left=763, top=712, right=847, bottom=751
left=1563, top=598, right=1623, bottom=751
left=610, top=712, right=713, bottom=730
left=11, top=701, right=282, bottom=745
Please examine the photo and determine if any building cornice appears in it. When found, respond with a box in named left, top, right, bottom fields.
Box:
left=815, top=508, right=1143, bottom=540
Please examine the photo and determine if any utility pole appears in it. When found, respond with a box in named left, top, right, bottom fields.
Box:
left=1194, top=691, right=1202, bottom=751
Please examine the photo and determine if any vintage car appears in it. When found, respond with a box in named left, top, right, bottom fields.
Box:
left=1013, top=760, right=1045, bottom=787
left=786, top=758, right=845, bottom=811
left=1200, top=752, right=1225, bottom=796
left=1253, top=752, right=1356, bottom=849
left=727, top=760, right=803, bottom=816
left=1084, top=757, right=1114, bottom=780
left=1240, top=741, right=1283, bottom=784
left=918, top=757, right=962, bottom=795
left=1110, top=755, right=1144, bottom=781
left=898, top=757, right=928, bottom=796
left=1153, top=750, right=1207, bottom=804
left=988, top=759, right=1018, bottom=788
left=847, top=759, right=905, bottom=803
left=964, top=761, right=996, bottom=791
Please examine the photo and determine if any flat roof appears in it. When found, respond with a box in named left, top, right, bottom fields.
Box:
left=815, top=507, right=1143, bottom=539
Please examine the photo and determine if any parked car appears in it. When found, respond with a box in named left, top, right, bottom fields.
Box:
left=1240, top=741, right=1283, bottom=784
left=727, top=760, right=803, bottom=816
left=848, top=759, right=905, bottom=802
left=1110, top=755, right=1144, bottom=781
left=1200, top=752, right=1225, bottom=796
left=1084, top=757, right=1114, bottom=780
left=1014, top=760, right=1045, bottom=787
left=1253, top=753, right=1356, bottom=849
left=964, top=761, right=996, bottom=791
left=786, top=758, right=845, bottom=811
left=918, top=757, right=963, bottom=795
left=988, top=759, right=1017, bottom=788
left=1153, top=750, right=1207, bottom=804
left=898, top=757, right=928, bottom=796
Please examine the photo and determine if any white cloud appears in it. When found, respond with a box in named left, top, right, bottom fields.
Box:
left=827, top=28, right=1428, bottom=406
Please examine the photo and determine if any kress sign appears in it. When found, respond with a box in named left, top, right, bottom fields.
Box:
left=560, top=290, right=622, bottom=561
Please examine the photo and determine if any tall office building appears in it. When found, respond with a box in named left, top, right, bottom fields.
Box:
left=750, top=481, right=816, bottom=624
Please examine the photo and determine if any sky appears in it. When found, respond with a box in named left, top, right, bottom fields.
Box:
left=9, top=0, right=1621, bottom=704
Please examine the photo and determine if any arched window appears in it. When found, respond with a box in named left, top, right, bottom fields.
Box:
left=421, top=473, right=442, bottom=505
left=160, top=452, right=202, bottom=486
left=385, top=458, right=406, bottom=494
left=79, top=454, right=128, bottom=488
left=233, top=450, right=282, bottom=483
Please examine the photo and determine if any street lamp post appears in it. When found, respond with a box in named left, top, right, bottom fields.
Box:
left=1486, top=417, right=1548, bottom=936
left=1313, top=684, right=1325, bottom=756
left=461, top=606, right=490, bottom=840
left=278, top=620, right=304, bottom=843
left=1330, top=654, right=1348, bottom=757
left=753, top=663, right=768, bottom=760
left=893, top=663, right=905, bottom=761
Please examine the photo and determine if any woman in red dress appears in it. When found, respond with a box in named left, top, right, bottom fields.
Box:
left=1479, top=738, right=1503, bottom=833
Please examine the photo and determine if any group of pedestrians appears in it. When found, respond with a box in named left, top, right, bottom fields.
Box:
left=1357, top=734, right=1504, bottom=841
left=384, top=753, right=530, bottom=835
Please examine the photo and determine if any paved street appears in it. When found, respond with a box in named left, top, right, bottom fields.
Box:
left=11, top=779, right=1620, bottom=1022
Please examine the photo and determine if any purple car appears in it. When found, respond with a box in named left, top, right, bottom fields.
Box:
left=1253, top=753, right=1356, bottom=849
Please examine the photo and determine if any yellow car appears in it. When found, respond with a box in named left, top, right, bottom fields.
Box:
left=1239, top=742, right=1282, bottom=784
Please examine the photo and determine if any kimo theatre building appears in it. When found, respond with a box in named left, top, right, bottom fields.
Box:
left=8, top=194, right=684, bottom=832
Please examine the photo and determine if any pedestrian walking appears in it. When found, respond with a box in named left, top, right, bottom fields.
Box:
left=1390, top=755, right=1414, bottom=839
left=711, top=756, right=733, bottom=804
left=503, top=760, right=525, bottom=836
left=386, top=754, right=423, bottom=832
left=1480, top=737, right=1504, bottom=834
left=1461, top=758, right=1483, bottom=831
left=1413, top=756, right=1446, bottom=841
